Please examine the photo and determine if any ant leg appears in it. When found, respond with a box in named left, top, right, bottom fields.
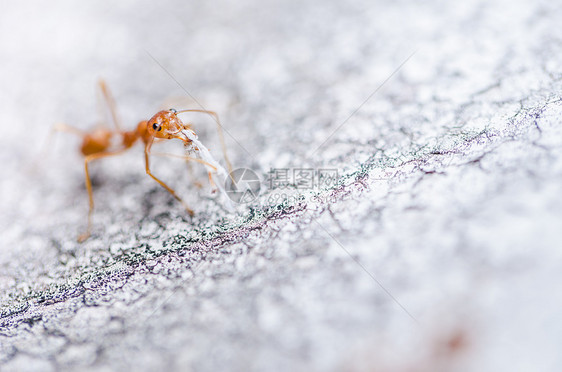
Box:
left=42, top=123, right=84, bottom=151
left=144, top=141, right=195, bottom=216
left=78, top=149, right=129, bottom=242
left=52, top=123, right=85, bottom=136
left=151, top=152, right=219, bottom=191
left=32, top=123, right=86, bottom=171
left=79, top=155, right=95, bottom=243
left=177, top=109, right=233, bottom=175
left=207, top=171, right=217, bottom=193
left=98, top=79, right=121, bottom=130
left=149, top=152, right=218, bottom=171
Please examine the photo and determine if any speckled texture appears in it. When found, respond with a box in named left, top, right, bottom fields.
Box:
left=1, top=0, right=561, bottom=371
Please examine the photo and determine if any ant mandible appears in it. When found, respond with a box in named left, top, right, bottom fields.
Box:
left=53, top=80, right=233, bottom=242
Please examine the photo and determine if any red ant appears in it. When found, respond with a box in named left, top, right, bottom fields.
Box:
left=52, top=80, right=233, bottom=242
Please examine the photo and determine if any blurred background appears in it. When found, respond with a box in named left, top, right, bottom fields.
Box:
left=1, top=0, right=562, bottom=371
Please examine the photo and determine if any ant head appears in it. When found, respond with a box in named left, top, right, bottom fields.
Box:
left=146, top=109, right=184, bottom=139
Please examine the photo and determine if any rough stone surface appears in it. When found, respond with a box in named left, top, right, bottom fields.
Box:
left=1, top=0, right=561, bottom=371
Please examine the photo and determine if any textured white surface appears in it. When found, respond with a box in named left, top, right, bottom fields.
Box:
left=1, top=0, right=561, bottom=371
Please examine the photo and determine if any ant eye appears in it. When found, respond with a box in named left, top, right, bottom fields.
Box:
left=152, top=123, right=161, bottom=131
